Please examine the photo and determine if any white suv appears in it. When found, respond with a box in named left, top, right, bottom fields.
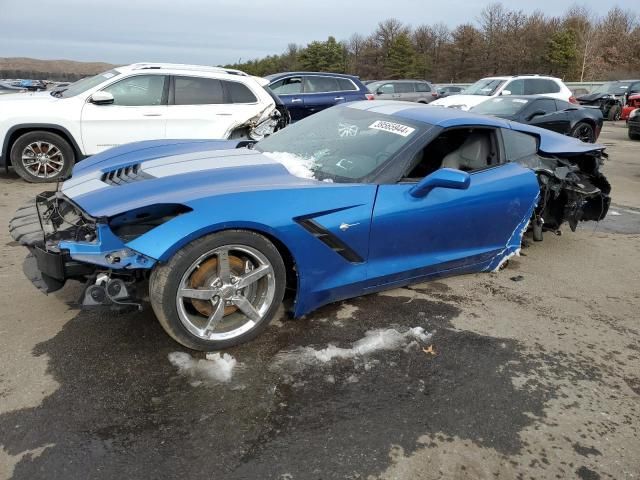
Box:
left=0, top=63, right=280, bottom=182
left=430, top=75, right=575, bottom=111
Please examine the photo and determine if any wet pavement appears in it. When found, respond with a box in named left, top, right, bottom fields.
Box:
left=1, top=122, right=639, bottom=479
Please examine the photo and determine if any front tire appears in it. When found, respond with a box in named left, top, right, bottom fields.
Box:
left=10, top=131, right=75, bottom=183
left=570, top=121, right=595, bottom=143
left=149, top=230, right=286, bottom=351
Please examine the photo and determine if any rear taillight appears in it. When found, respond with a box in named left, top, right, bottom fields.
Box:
left=432, top=92, right=438, bottom=97
left=569, top=96, right=578, bottom=104
left=366, top=93, right=375, bottom=100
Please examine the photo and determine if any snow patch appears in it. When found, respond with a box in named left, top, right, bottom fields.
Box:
left=609, top=210, right=621, bottom=216
left=168, top=352, right=239, bottom=384
left=272, top=326, right=432, bottom=371
left=263, top=151, right=316, bottom=180
left=336, top=303, right=359, bottom=320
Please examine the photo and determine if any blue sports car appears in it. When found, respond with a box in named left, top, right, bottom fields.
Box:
left=10, top=101, right=611, bottom=350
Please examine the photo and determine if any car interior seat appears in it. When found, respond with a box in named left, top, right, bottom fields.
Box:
left=441, top=133, right=492, bottom=171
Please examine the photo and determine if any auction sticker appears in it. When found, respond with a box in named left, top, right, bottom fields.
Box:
left=369, top=120, right=415, bottom=137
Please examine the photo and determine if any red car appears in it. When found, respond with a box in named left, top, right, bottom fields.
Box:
left=622, top=94, right=640, bottom=121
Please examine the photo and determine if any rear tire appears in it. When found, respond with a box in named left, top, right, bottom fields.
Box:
left=149, top=230, right=286, bottom=351
left=570, top=121, right=595, bottom=143
left=10, top=131, right=74, bottom=183
left=607, top=105, right=621, bottom=121
left=629, top=129, right=640, bottom=140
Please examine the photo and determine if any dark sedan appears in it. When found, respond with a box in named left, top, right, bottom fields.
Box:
left=629, top=108, right=640, bottom=140
left=470, top=96, right=603, bottom=143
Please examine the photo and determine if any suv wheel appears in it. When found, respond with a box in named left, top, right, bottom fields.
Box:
left=10, top=131, right=75, bottom=183
left=607, top=105, right=621, bottom=121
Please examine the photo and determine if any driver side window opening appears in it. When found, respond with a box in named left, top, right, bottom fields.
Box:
left=403, top=128, right=500, bottom=180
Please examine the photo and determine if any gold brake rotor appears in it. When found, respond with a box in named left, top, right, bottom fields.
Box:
left=189, top=255, right=246, bottom=317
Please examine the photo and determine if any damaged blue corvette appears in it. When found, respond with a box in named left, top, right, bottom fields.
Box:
left=10, top=101, right=610, bottom=350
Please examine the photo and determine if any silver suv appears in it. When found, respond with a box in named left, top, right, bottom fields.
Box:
left=367, top=80, right=436, bottom=103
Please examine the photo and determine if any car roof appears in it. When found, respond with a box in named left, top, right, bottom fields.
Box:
left=346, top=100, right=511, bottom=128
left=116, top=63, right=251, bottom=78
left=265, top=71, right=360, bottom=80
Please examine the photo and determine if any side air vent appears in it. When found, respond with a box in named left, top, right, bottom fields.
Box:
left=296, top=218, right=364, bottom=263
left=101, top=164, right=155, bottom=186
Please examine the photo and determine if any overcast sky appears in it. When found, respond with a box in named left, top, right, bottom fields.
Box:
left=0, top=0, right=637, bottom=66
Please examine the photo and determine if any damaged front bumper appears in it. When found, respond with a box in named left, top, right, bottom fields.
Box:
left=11, top=191, right=154, bottom=308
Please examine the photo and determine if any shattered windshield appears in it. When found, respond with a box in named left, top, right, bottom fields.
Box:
left=254, top=106, right=426, bottom=183
left=462, top=79, right=506, bottom=96
left=57, top=69, right=122, bottom=98
left=591, top=81, right=631, bottom=95
left=472, top=97, right=530, bottom=116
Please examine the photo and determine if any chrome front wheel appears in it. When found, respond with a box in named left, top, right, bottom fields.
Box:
left=150, top=230, right=286, bottom=350
left=176, top=245, right=276, bottom=341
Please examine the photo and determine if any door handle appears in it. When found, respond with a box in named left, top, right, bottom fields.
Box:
left=291, top=98, right=303, bottom=103
left=143, top=113, right=162, bottom=117
left=334, top=97, right=345, bottom=101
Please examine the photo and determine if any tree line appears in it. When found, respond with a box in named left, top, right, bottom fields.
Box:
left=225, top=3, right=640, bottom=83
left=0, top=69, right=86, bottom=82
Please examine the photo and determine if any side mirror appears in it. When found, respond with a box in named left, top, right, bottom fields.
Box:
left=376, top=89, right=384, bottom=95
left=501, top=89, right=512, bottom=96
left=527, top=110, right=545, bottom=121
left=409, top=168, right=471, bottom=198
left=89, top=91, right=114, bottom=105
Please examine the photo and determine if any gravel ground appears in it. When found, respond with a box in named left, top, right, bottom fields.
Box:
left=0, top=122, right=638, bottom=480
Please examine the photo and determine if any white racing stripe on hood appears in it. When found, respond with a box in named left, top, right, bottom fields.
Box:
left=62, top=148, right=278, bottom=199
left=141, top=148, right=276, bottom=178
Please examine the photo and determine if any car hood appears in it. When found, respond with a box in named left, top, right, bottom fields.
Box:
left=577, top=93, right=620, bottom=102
left=430, top=95, right=491, bottom=110
left=62, top=140, right=320, bottom=218
left=0, top=91, right=56, bottom=104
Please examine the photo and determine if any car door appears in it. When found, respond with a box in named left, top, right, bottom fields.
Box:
left=164, top=75, right=257, bottom=139
left=366, top=128, right=539, bottom=288
left=395, top=82, right=416, bottom=102
left=302, top=76, right=346, bottom=118
left=336, top=77, right=365, bottom=102
left=414, top=82, right=433, bottom=103
left=80, top=74, right=168, bottom=155
left=269, top=76, right=305, bottom=121
left=524, top=98, right=569, bottom=133
left=373, top=82, right=397, bottom=100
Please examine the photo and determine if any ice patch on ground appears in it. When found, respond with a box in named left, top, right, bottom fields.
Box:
left=272, top=326, right=432, bottom=371
left=168, top=352, right=239, bottom=384
left=336, top=303, right=359, bottom=320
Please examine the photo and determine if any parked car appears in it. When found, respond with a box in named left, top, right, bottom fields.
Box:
left=12, top=79, right=47, bottom=91
left=10, top=101, right=610, bottom=350
left=471, top=95, right=603, bottom=143
left=629, top=108, right=640, bottom=140
left=436, top=85, right=465, bottom=98
left=621, top=93, right=640, bottom=121
left=0, top=81, right=25, bottom=95
left=366, top=80, right=437, bottom=103
left=430, top=75, right=575, bottom=111
left=0, top=63, right=285, bottom=183
left=266, top=72, right=372, bottom=121
left=577, top=80, right=640, bottom=121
